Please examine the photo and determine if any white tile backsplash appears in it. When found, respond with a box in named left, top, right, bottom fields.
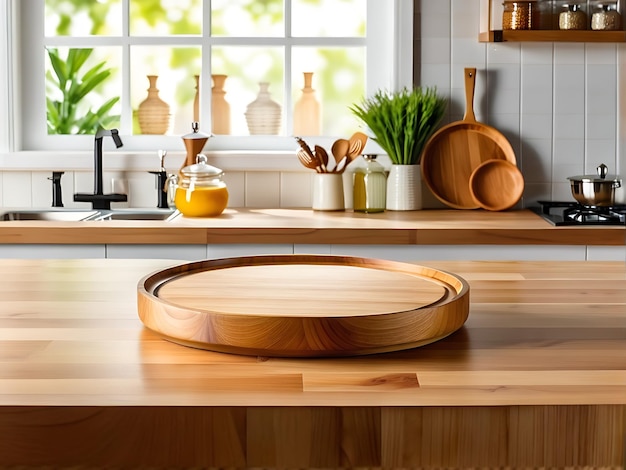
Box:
left=280, top=172, right=312, bottom=208
left=2, top=172, right=31, bottom=207
left=245, top=172, right=280, bottom=208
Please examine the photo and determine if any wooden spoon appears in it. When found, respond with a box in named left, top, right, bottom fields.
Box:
left=348, top=132, right=368, bottom=157
left=331, top=139, right=350, bottom=169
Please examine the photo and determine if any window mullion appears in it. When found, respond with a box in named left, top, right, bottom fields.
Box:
left=284, top=0, right=292, bottom=137
left=121, top=0, right=132, bottom=136
left=201, top=0, right=212, bottom=131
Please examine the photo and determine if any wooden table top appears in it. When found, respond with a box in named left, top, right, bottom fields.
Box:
left=0, top=208, right=623, bottom=245
left=0, top=258, right=624, bottom=407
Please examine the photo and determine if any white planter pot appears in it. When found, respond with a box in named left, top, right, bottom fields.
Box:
left=386, top=164, right=422, bottom=211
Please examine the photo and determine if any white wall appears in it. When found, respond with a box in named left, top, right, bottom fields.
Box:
left=420, top=0, right=625, bottom=207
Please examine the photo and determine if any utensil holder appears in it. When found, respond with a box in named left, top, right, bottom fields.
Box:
left=312, top=173, right=344, bottom=211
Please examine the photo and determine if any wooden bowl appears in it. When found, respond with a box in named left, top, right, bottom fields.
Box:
left=137, top=254, right=470, bottom=357
left=469, top=159, right=524, bottom=211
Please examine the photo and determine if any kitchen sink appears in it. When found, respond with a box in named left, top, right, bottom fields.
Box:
left=0, top=208, right=179, bottom=222
left=95, top=209, right=179, bottom=221
left=0, top=210, right=100, bottom=221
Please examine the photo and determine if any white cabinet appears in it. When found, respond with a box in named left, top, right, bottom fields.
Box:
left=0, top=244, right=105, bottom=259
left=105, top=244, right=208, bottom=260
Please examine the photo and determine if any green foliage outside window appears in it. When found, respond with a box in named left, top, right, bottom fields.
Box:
left=46, top=48, right=120, bottom=135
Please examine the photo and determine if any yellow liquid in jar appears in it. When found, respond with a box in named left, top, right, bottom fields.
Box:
left=353, top=171, right=386, bottom=213
left=174, top=186, right=229, bottom=217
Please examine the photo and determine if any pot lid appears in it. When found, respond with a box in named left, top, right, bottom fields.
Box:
left=180, top=154, right=223, bottom=177
left=567, top=164, right=620, bottom=182
left=182, top=121, right=210, bottom=140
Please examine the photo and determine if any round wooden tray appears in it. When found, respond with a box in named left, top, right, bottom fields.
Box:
left=137, top=255, right=470, bottom=357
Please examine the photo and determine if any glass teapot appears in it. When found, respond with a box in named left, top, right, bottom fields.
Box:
left=166, top=154, right=228, bottom=217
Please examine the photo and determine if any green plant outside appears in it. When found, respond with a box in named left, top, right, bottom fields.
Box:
left=46, top=48, right=120, bottom=135
left=350, top=88, right=448, bottom=165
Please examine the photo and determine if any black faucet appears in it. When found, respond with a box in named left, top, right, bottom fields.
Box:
left=149, top=150, right=170, bottom=209
left=74, top=128, right=128, bottom=210
left=48, top=171, right=64, bottom=207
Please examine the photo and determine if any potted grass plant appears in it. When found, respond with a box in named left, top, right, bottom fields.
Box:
left=351, top=87, right=447, bottom=210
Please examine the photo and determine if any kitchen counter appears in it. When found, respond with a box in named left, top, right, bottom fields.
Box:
left=0, top=208, right=623, bottom=245
left=0, top=258, right=624, bottom=469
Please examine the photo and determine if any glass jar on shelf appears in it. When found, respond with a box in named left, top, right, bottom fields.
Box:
left=502, top=1, right=539, bottom=30
left=559, top=4, right=588, bottom=29
left=591, top=3, right=622, bottom=30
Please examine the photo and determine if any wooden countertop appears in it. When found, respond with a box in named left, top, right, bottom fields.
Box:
left=0, top=208, right=623, bottom=245
left=0, top=257, right=624, bottom=407
left=1, top=257, right=624, bottom=469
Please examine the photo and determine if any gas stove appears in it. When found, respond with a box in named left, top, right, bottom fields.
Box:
left=532, top=201, right=626, bottom=226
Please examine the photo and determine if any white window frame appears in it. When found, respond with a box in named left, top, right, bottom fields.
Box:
left=0, top=0, right=414, bottom=169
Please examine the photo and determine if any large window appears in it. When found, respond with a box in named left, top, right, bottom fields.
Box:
left=8, top=0, right=413, bottom=153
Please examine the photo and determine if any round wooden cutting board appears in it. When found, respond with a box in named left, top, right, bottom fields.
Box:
left=137, top=255, right=470, bottom=357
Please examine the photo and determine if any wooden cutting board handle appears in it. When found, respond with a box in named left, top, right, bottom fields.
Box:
left=463, top=67, right=477, bottom=123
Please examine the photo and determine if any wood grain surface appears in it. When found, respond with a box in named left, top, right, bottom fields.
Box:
left=421, top=68, right=517, bottom=209
left=138, top=255, right=469, bottom=356
left=0, top=208, right=623, bottom=246
left=469, top=158, right=525, bottom=211
left=0, top=258, right=624, bottom=469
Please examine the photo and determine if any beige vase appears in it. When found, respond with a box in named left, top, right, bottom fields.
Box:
left=245, top=82, right=282, bottom=135
left=193, top=75, right=200, bottom=123
left=211, top=74, right=231, bottom=135
left=293, top=72, right=321, bottom=136
left=137, top=75, right=171, bottom=135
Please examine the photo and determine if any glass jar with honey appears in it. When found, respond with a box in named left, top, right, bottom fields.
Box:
left=167, top=154, right=229, bottom=217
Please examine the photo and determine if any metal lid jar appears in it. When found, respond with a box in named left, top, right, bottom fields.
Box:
left=559, top=4, right=588, bottom=30
left=591, top=4, right=621, bottom=30
left=167, top=154, right=229, bottom=217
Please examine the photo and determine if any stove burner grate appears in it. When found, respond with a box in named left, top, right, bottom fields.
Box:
left=534, top=201, right=626, bottom=226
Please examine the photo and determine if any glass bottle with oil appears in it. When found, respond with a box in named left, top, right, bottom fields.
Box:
left=353, top=154, right=386, bottom=213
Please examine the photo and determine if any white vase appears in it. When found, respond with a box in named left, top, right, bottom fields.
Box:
left=245, top=82, right=281, bottom=135
left=386, top=164, right=422, bottom=210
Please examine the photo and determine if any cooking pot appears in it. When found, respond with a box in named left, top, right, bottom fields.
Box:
left=166, top=154, right=228, bottom=217
left=567, top=163, right=622, bottom=207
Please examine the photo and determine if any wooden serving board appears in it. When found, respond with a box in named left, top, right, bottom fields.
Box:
left=137, top=254, right=470, bottom=357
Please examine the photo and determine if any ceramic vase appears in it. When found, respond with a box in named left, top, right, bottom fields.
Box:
left=193, top=75, right=200, bottom=122
left=293, top=72, right=321, bottom=136
left=386, top=164, right=422, bottom=210
left=211, top=74, right=231, bottom=135
left=137, top=75, right=171, bottom=135
left=245, top=82, right=282, bottom=135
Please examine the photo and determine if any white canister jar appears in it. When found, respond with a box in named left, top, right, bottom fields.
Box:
left=312, top=173, right=345, bottom=211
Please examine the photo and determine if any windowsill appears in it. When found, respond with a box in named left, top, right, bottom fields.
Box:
left=0, top=150, right=308, bottom=172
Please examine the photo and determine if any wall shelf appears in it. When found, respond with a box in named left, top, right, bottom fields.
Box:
left=480, top=0, right=626, bottom=43
left=479, top=29, right=626, bottom=42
